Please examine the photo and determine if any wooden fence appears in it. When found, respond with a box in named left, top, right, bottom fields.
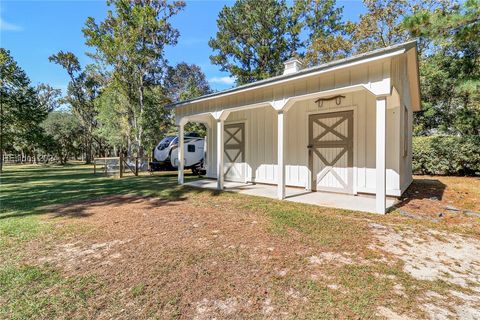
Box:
left=93, top=155, right=150, bottom=177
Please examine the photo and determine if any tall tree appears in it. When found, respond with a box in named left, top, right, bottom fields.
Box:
left=404, top=0, right=480, bottom=135
left=142, top=86, right=173, bottom=153
left=209, top=0, right=292, bottom=85
left=83, top=0, right=185, bottom=157
left=351, top=0, right=412, bottom=53
left=41, top=111, right=83, bottom=164
left=0, top=49, right=49, bottom=170
left=349, top=0, right=452, bottom=54
left=36, top=83, right=61, bottom=112
left=292, top=0, right=353, bottom=66
left=94, top=82, right=130, bottom=154
left=164, top=62, right=212, bottom=136
left=165, top=63, right=211, bottom=102
left=49, top=51, right=100, bottom=163
left=1, top=48, right=28, bottom=169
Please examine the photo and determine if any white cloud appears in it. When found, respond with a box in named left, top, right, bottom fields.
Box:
left=208, top=76, right=236, bottom=85
left=0, top=17, right=22, bottom=31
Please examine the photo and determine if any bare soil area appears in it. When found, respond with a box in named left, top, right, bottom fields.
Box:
left=29, top=195, right=337, bottom=318
left=396, top=176, right=480, bottom=233
left=370, top=223, right=480, bottom=320
left=21, top=192, right=480, bottom=319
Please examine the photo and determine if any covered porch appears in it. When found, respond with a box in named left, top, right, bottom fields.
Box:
left=185, top=179, right=398, bottom=213
left=171, top=41, right=420, bottom=214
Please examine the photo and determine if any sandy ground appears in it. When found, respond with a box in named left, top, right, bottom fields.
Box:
left=31, top=195, right=322, bottom=318
left=24, top=193, right=480, bottom=319
left=370, top=223, right=480, bottom=320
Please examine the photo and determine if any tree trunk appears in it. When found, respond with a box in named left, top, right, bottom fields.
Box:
left=127, top=109, right=134, bottom=158
left=137, top=76, right=145, bottom=158
left=84, top=133, right=92, bottom=164
left=127, top=136, right=132, bottom=158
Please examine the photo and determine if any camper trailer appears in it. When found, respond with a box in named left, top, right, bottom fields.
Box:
left=150, top=133, right=206, bottom=175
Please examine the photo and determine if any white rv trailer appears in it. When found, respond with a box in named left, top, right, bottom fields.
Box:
left=150, top=133, right=206, bottom=175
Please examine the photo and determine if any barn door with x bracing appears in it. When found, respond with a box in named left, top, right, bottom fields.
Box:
left=224, top=123, right=245, bottom=182
left=308, top=111, right=353, bottom=194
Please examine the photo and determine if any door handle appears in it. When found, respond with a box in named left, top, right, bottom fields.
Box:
left=307, top=145, right=313, bottom=149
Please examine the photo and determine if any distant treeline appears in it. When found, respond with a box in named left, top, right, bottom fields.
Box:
left=2, top=0, right=478, bottom=173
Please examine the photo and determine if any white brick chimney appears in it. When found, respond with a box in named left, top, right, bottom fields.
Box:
left=283, top=57, right=303, bottom=75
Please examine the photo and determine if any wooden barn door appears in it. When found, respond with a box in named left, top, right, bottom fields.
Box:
left=224, top=123, right=245, bottom=182
left=308, top=111, right=353, bottom=194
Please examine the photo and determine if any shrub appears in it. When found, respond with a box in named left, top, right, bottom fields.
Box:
left=412, top=135, right=480, bottom=175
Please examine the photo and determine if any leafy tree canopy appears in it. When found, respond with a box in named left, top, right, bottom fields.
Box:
left=83, top=0, right=185, bottom=156
left=1, top=49, right=51, bottom=169
left=293, top=0, right=353, bottom=66
left=41, top=111, right=83, bottom=164
left=165, top=62, right=211, bottom=102
left=209, top=0, right=292, bottom=85
left=404, top=0, right=480, bottom=135
left=49, top=51, right=102, bottom=163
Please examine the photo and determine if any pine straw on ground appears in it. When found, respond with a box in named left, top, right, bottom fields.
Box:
left=26, top=194, right=377, bottom=319
left=2, top=170, right=480, bottom=320
left=14, top=186, right=480, bottom=320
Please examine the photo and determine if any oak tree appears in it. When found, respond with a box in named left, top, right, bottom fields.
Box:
left=83, top=0, right=185, bottom=157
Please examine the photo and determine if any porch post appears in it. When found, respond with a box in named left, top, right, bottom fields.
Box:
left=216, top=118, right=225, bottom=190
left=277, top=110, right=286, bottom=199
left=178, top=122, right=185, bottom=184
left=375, top=97, right=387, bottom=214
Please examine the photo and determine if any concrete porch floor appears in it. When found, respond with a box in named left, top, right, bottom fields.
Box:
left=184, top=179, right=398, bottom=213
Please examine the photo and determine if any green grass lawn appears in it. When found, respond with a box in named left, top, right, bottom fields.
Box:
left=0, top=164, right=201, bottom=318
left=1, top=163, right=195, bottom=219
left=1, top=163, right=479, bottom=319
left=1, top=164, right=198, bottom=246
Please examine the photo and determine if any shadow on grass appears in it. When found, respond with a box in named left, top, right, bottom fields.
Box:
left=395, top=178, right=446, bottom=209
left=47, top=194, right=186, bottom=219
left=0, top=164, right=221, bottom=220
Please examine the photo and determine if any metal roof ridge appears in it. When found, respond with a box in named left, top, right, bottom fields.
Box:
left=167, top=39, right=417, bottom=109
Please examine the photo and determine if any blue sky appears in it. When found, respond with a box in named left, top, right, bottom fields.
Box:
left=1, top=0, right=366, bottom=93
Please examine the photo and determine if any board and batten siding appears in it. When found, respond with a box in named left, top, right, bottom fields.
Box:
left=203, top=90, right=403, bottom=196
left=175, top=59, right=392, bottom=118
left=178, top=55, right=414, bottom=197
left=391, top=53, right=414, bottom=194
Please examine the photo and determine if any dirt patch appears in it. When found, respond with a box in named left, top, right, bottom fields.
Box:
left=308, top=252, right=355, bottom=265
left=377, top=306, right=413, bottom=320
left=370, top=223, right=480, bottom=288
left=21, top=193, right=480, bottom=319
left=370, top=222, right=480, bottom=319
left=396, top=176, right=480, bottom=231
left=27, top=195, right=347, bottom=318
left=38, top=239, right=131, bottom=272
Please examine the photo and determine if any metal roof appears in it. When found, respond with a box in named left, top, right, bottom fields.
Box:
left=167, top=40, right=417, bottom=109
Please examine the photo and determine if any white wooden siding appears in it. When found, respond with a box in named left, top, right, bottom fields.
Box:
left=176, top=59, right=392, bottom=118
left=204, top=90, right=402, bottom=196
left=180, top=53, right=416, bottom=197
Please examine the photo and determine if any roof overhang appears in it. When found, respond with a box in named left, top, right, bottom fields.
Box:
left=406, top=45, right=422, bottom=112
left=167, top=40, right=419, bottom=109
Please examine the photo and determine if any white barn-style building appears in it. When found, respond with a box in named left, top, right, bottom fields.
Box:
left=169, top=40, right=421, bottom=214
